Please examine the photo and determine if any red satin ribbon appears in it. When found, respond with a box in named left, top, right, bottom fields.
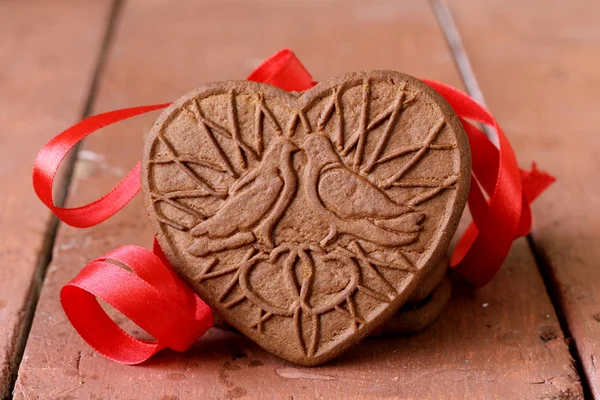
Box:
left=33, top=48, right=554, bottom=364
left=61, top=241, right=212, bottom=364
left=33, top=104, right=169, bottom=227
left=422, top=80, right=554, bottom=286
left=247, top=48, right=316, bottom=91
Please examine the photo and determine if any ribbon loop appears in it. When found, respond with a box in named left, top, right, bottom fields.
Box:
left=247, top=48, right=314, bottom=91
left=423, top=79, right=554, bottom=286
left=60, top=245, right=212, bottom=364
left=33, top=104, right=169, bottom=228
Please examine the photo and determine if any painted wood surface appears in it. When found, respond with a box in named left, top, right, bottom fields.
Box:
left=3, top=0, right=589, bottom=398
left=0, top=1, right=112, bottom=397
left=446, top=0, right=600, bottom=397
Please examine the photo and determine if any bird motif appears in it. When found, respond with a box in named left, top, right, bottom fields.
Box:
left=188, top=139, right=299, bottom=256
left=302, top=134, right=424, bottom=247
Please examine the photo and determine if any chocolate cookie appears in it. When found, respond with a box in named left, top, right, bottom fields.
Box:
left=408, top=254, right=449, bottom=305
left=214, top=255, right=451, bottom=334
left=375, top=274, right=452, bottom=336
left=142, top=71, right=470, bottom=366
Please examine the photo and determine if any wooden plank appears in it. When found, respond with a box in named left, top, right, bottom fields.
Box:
left=444, top=0, right=600, bottom=397
left=14, top=0, right=582, bottom=398
left=0, top=1, right=112, bottom=397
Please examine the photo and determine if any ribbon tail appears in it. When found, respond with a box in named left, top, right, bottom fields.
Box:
left=521, top=162, right=556, bottom=203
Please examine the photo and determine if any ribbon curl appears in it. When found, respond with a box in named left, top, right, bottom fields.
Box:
left=32, top=48, right=554, bottom=364
left=61, top=241, right=212, bottom=364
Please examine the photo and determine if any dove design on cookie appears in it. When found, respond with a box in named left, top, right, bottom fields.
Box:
left=302, top=134, right=424, bottom=247
left=189, top=139, right=299, bottom=255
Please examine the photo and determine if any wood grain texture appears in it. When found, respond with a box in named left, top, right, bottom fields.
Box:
left=0, top=1, right=112, bottom=397
left=445, top=0, right=600, bottom=397
left=14, top=0, right=582, bottom=398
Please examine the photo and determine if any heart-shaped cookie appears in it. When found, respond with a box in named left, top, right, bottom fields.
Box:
left=142, top=71, right=470, bottom=366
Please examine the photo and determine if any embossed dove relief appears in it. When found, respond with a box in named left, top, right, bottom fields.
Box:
left=142, top=71, right=470, bottom=365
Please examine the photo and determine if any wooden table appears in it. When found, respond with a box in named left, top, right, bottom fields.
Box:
left=1, top=0, right=598, bottom=398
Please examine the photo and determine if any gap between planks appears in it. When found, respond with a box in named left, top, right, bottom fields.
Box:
left=429, top=0, right=593, bottom=398
left=429, top=0, right=499, bottom=144
left=4, top=1, right=124, bottom=399
left=527, top=235, right=594, bottom=400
